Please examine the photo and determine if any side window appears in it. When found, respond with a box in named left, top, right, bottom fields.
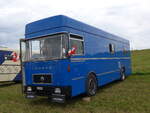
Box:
left=70, top=35, right=84, bottom=55
left=109, top=43, right=115, bottom=54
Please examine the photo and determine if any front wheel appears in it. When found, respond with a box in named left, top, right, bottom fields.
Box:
left=86, top=74, right=98, bottom=96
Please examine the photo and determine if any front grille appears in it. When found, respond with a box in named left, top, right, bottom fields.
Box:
left=33, top=74, right=51, bottom=84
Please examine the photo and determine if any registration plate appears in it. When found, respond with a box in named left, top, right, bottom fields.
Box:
left=36, top=87, right=43, bottom=90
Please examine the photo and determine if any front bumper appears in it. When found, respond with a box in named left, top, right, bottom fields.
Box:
left=24, top=86, right=71, bottom=103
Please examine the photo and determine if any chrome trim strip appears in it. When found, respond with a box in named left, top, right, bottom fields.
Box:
left=72, top=76, right=85, bottom=80
left=71, top=60, right=85, bottom=62
left=71, top=57, right=130, bottom=61
left=97, top=69, right=120, bottom=76
left=72, top=69, right=120, bottom=81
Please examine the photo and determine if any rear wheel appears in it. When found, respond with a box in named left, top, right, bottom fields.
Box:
left=86, top=73, right=97, bottom=96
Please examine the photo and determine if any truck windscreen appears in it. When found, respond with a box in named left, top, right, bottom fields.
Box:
left=21, top=34, right=68, bottom=62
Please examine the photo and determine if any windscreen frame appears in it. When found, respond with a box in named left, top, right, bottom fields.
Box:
left=20, top=32, right=69, bottom=62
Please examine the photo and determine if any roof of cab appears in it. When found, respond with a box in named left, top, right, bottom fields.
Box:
left=25, top=15, right=129, bottom=43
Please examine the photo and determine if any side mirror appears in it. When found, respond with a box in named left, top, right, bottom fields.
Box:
left=67, top=46, right=77, bottom=57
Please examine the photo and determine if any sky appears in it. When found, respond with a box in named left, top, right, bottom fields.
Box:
left=0, top=0, right=150, bottom=50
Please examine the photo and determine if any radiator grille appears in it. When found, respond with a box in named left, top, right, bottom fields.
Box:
left=33, top=74, right=51, bottom=84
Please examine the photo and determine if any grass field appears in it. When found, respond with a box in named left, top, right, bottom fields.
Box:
left=0, top=49, right=150, bottom=113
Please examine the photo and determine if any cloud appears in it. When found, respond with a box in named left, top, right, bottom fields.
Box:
left=0, top=0, right=150, bottom=50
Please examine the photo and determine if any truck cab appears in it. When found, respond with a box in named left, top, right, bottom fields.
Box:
left=20, top=32, right=84, bottom=103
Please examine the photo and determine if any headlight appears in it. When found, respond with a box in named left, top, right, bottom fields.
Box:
left=54, top=88, right=61, bottom=94
left=27, top=86, right=32, bottom=92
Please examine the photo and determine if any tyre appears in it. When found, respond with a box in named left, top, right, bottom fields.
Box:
left=120, top=67, right=126, bottom=81
left=86, top=73, right=98, bottom=96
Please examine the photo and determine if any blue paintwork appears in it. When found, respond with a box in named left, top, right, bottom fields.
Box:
left=24, top=15, right=132, bottom=97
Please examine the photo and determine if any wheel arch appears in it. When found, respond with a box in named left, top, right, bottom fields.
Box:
left=87, top=71, right=98, bottom=85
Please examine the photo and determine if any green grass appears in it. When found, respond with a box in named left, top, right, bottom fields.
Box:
left=0, top=49, right=150, bottom=113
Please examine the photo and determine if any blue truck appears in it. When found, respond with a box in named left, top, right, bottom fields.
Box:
left=20, top=15, right=132, bottom=103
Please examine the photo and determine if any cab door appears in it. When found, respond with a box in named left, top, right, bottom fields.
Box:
left=68, top=34, right=85, bottom=96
